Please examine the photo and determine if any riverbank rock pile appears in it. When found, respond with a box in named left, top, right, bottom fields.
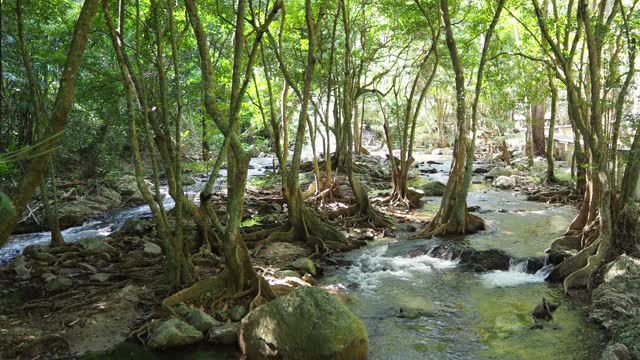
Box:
left=591, top=255, right=640, bottom=358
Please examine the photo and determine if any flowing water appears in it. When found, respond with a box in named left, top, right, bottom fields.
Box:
left=319, top=156, right=603, bottom=359
left=3, top=153, right=604, bottom=358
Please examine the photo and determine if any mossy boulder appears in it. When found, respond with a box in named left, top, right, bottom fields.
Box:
left=147, top=317, right=203, bottom=349
left=420, top=180, right=446, bottom=197
left=239, top=287, right=368, bottom=359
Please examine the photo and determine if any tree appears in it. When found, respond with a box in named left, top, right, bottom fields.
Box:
left=0, top=0, right=99, bottom=247
left=422, top=0, right=505, bottom=236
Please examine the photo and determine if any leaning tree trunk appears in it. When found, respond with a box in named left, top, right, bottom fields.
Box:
left=545, top=75, right=557, bottom=183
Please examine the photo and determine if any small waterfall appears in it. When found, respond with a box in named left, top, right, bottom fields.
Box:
left=480, top=256, right=552, bottom=288
left=509, top=257, right=530, bottom=273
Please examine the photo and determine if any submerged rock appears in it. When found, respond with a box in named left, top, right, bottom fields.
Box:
left=239, top=287, right=368, bottom=359
left=147, top=317, right=203, bottom=349
left=592, top=255, right=640, bottom=355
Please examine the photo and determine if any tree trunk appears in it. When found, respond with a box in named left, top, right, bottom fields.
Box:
left=545, top=76, right=557, bottom=182
left=531, top=102, right=546, bottom=157
left=0, top=0, right=99, bottom=247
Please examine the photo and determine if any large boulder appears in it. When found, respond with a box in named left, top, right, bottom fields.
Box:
left=493, top=176, right=517, bottom=189
left=239, top=287, right=368, bottom=359
left=288, top=257, right=317, bottom=276
left=459, top=248, right=511, bottom=272
left=421, top=180, right=446, bottom=197
left=602, top=343, right=635, bottom=360
left=57, top=200, right=105, bottom=228
left=592, top=255, right=640, bottom=356
left=147, top=317, right=204, bottom=349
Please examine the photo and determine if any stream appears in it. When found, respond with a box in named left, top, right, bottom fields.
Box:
left=2, top=153, right=604, bottom=359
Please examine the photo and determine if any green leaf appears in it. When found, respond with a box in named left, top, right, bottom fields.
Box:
left=0, top=191, right=16, bottom=218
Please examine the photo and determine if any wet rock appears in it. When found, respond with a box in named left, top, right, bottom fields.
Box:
left=120, top=217, right=152, bottom=237
left=602, top=343, right=635, bottom=360
left=467, top=205, right=481, bottom=213
left=459, top=248, right=511, bottom=272
left=493, top=176, right=517, bottom=189
left=546, top=248, right=573, bottom=265
left=143, top=242, right=162, bottom=256
left=288, top=257, right=317, bottom=276
left=77, top=237, right=116, bottom=254
left=46, top=277, right=73, bottom=292
left=473, top=167, right=490, bottom=174
left=431, top=148, right=444, bottom=155
left=208, top=322, right=240, bottom=346
left=230, top=306, right=247, bottom=322
left=524, top=256, right=546, bottom=274
left=147, top=317, right=203, bottom=349
left=420, top=180, right=446, bottom=196
left=302, top=273, right=317, bottom=285
left=90, top=273, right=112, bottom=282
left=532, top=297, right=559, bottom=320
left=418, top=166, right=437, bottom=174
left=239, top=287, right=368, bottom=359
left=186, top=308, right=221, bottom=332
left=592, top=255, right=640, bottom=355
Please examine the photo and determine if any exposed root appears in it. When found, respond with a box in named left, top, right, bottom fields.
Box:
left=417, top=212, right=486, bottom=238
left=563, top=238, right=608, bottom=292
left=162, top=271, right=229, bottom=307
left=546, top=238, right=600, bottom=283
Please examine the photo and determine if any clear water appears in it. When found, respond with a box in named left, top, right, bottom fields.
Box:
left=320, top=155, right=602, bottom=359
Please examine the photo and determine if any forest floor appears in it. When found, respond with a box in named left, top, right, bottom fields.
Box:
left=2, top=147, right=634, bottom=359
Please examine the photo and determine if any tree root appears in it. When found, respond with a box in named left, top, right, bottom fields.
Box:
left=546, top=238, right=600, bottom=283
left=417, top=212, right=485, bottom=238
left=162, top=271, right=230, bottom=307
left=563, top=238, right=607, bottom=292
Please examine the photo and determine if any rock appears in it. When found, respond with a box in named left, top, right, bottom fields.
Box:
left=487, top=166, right=513, bottom=178
left=120, top=217, right=152, bottom=237
left=258, top=242, right=308, bottom=262
left=275, top=270, right=301, bottom=279
left=115, top=175, right=141, bottom=197
left=42, top=272, right=57, bottom=282
left=63, top=285, right=145, bottom=355
left=239, top=287, right=368, bottom=359
left=524, top=256, right=546, bottom=274
left=420, top=180, right=446, bottom=196
left=23, top=244, right=50, bottom=259
left=56, top=200, right=103, bottom=228
left=532, top=297, right=559, bottom=320
left=77, top=237, right=116, bottom=254
left=143, top=242, right=162, bottom=256
left=493, top=175, right=517, bottom=189
left=186, top=308, right=221, bottom=332
left=459, top=248, right=511, bottom=272
left=473, top=166, right=490, bottom=174
left=11, top=256, right=31, bottom=280
left=147, top=317, right=204, bottom=349
left=78, top=262, right=97, bottom=273
left=208, top=323, right=240, bottom=346
left=418, top=166, right=437, bottom=174
left=46, top=277, right=73, bottom=292
left=546, top=248, right=573, bottom=265
left=90, top=273, right=112, bottom=282
left=289, top=257, right=317, bottom=276
left=602, top=343, right=635, bottom=360
left=173, top=302, right=191, bottom=318
left=181, top=175, right=196, bottom=186
left=431, top=148, right=443, bottom=155
left=592, top=255, right=640, bottom=355
left=229, top=306, right=247, bottom=322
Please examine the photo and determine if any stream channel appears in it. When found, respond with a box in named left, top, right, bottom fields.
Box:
left=2, top=153, right=604, bottom=359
